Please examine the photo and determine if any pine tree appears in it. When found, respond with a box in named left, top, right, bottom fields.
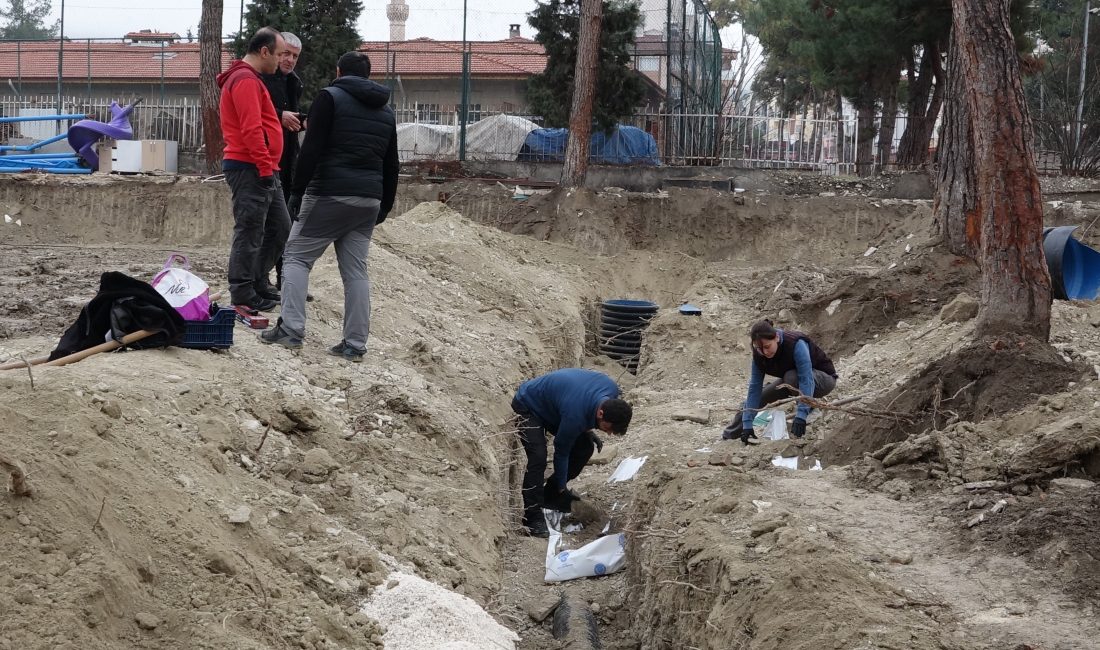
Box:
left=233, top=0, right=362, bottom=105
left=0, top=0, right=58, bottom=39
left=526, top=0, right=646, bottom=132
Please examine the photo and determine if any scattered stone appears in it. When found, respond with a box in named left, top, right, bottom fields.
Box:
left=100, top=401, right=123, bottom=420
left=524, top=594, right=561, bottom=622
left=963, top=480, right=998, bottom=491
left=990, top=499, right=1008, bottom=514
left=940, top=293, right=979, bottom=323
left=1010, top=483, right=1030, bottom=496
left=227, top=506, right=252, bottom=524
left=587, top=443, right=618, bottom=466
left=300, top=448, right=341, bottom=483
left=708, top=452, right=733, bottom=467
left=965, top=512, right=985, bottom=528
left=14, top=591, right=36, bottom=605
left=687, top=458, right=700, bottom=468
left=135, top=613, right=161, bottom=630
left=750, top=515, right=788, bottom=538
left=1049, top=478, right=1096, bottom=492
left=16, top=514, right=30, bottom=526
left=205, top=552, right=238, bottom=576
left=888, top=552, right=914, bottom=565
left=590, top=601, right=601, bottom=614
left=671, top=408, right=710, bottom=424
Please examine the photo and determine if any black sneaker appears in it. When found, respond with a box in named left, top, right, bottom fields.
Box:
left=328, top=340, right=365, bottom=363
left=260, top=320, right=302, bottom=349
left=236, top=295, right=278, bottom=312
left=523, top=517, right=550, bottom=538
left=255, top=286, right=281, bottom=302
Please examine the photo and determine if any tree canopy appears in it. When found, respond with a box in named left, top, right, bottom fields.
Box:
left=233, top=0, right=363, bottom=105
left=0, top=0, right=57, bottom=40
left=526, top=0, right=646, bottom=132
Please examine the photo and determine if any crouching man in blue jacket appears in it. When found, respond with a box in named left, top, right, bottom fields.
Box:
left=511, top=368, right=633, bottom=538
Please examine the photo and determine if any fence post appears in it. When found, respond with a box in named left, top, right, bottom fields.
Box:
left=86, top=39, right=91, bottom=99
left=160, top=40, right=166, bottom=104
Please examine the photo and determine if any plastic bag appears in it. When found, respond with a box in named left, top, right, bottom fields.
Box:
left=152, top=253, right=211, bottom=321
left=543, top=510, right=627, bottom=582
left=756, top=409, right=788, bottom=440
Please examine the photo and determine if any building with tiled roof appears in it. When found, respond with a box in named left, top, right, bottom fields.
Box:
left=0, top=37, right=231, bottom=101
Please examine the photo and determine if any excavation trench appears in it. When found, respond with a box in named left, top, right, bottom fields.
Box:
left=6, top=177, right=1098, bottom=649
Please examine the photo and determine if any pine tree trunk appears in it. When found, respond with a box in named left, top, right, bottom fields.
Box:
left=200, top=0, right=225, bottom=173
left=561, top=0, right=602, bottom=188
left=855, top=102, right=876, bottom=177
left=933, top=31, right=978, bottom=259
left=952, top=0, right=1050, bottom=339
left=896, top=44, right=941, bottom=167
left=876, top=69, right=901, bottom=173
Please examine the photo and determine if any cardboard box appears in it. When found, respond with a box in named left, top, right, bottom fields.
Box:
left=97, top=139, right=178, bottom=174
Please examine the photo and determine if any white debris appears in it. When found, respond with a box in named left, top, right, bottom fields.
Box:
left=864, top=246, right=878, bottom=257
left=607, top=456, right=648, bottom=483
left=361, top=571, right=518, bottom=650
left=826, top=299, right=843, bottom=316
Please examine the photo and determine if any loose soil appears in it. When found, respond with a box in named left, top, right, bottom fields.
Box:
left=2, top=176, right=1100, bottom=650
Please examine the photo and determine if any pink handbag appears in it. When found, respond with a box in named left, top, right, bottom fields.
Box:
left=152, top=253, right=211, bottom=321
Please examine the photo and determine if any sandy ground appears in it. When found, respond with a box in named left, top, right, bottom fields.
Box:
left=1, top=178, right=1099, bottom=650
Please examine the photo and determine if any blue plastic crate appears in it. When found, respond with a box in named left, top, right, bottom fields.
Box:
left=180, top=308, right=236, bottom=349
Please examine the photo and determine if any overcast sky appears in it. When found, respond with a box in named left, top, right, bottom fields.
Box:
left=40, top=0, right=693, bottom=43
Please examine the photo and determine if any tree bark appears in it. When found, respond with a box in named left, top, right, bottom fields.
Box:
left=896, top=43, right=943, bottom=167
left=561, top=0, right=602, bottom=188
left=933, top=31, right=978, bottom=259
left=200, top=0, right=225, bottom=173
left=876, top=67, right=901, bottom=172
left=855, top=101, right=876, bottom=177
left=952, top=0, right=1050, bottom=340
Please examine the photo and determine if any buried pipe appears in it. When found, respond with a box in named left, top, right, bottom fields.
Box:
left=552, top=592, right=602, bottom=649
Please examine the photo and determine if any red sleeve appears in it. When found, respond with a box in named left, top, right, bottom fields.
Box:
left=229, top=77, right=277, bottom=177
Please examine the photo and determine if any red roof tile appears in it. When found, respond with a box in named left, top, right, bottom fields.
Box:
left=359, top=38, right=547, bottom=78
left=0, top=40, right=232, bottom=83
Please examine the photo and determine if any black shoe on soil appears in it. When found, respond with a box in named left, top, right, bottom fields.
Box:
left=260, top=320, right=302, bottom=349
left=255, top=286, right=281, bottom=302
left=524, top=517, right=550, bottom=538
left=328, top=340, right=365, bottom=363
left=235, top=295, right=278, bottom=312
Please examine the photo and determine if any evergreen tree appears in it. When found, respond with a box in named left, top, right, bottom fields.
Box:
left=0, top=0, right=58, bottom=40
left=232, top=0, right=362, bottom=105
left=527, top=0, right=646, bottom=132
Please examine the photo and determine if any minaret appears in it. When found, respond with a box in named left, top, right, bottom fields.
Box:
left=387, top=0, right=409, bottom=41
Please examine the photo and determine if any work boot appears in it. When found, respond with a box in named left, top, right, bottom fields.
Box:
left=328, top=340, right=365, bottom=363
left=721, top=419, right=743, bottom=441
left=523, top=516, right=549, bottom=538
left=254, top=280, right=281, bottom=303
left=260, top=319, right=302, bottom=349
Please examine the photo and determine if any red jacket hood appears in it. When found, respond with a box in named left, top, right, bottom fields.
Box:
left=217, top=59, right=260, bottom=88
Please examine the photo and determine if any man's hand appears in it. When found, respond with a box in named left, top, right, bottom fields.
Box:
left=543, top=481, right=580, bottom=513
left=281, top=111, right=303, bottom=132
left=741, top=429, right=759, bottom=446
left=590, top=431, right=604, bottom=454
left=287, top=193, right=303, bottom=221
left=790, top=417, right=807, bottom=439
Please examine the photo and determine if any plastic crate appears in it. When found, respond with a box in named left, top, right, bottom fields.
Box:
left=180, top=308, right=236, bottom=349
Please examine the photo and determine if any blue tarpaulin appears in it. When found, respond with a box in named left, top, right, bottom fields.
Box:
left=518, top=125, right=660, bottom=165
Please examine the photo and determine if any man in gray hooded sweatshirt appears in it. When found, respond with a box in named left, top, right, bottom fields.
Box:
left=261, top=51, right=399, bottom=362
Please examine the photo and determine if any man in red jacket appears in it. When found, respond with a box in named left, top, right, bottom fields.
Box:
left=218, top=27, right=291, bottom=312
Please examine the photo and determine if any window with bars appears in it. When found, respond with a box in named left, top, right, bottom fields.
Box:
left=415, top=102, right=441, bottom=124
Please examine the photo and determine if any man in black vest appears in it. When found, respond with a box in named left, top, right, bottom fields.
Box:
left=260, top=51, right=398, bottom=362
left=722, top=319, right=838, bottom=444
left=262, top=31, right=304, bottom=295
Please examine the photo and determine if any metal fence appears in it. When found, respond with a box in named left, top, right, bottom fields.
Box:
left=0, top=95, right=204, bottom=149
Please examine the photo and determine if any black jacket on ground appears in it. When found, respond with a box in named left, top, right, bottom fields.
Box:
left=262, top=69, right=304, bottom=174
left=49, top=272, right=186, bottom=360
left=291, top=75, right=399, bottom=221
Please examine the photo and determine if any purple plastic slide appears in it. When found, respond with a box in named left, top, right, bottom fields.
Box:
left=66, top=100, right=141, bottom=171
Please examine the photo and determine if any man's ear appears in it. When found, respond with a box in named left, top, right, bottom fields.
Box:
left=595, top=407, right=604, bottom=421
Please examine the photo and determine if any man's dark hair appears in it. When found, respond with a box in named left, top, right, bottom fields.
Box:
left=247, top=27, right=281, bottom=55
left=600, top=398, right=633, bottom=434
left=750, top=319, right=778, bottom=341
left=337, top=51, right=372, bottom=78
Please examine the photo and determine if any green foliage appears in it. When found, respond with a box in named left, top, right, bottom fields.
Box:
left=232, top=0, right=362, bottom=105
left=526, top=0, right=647, bottom=132
left=0, top=0, right=57, bottom=40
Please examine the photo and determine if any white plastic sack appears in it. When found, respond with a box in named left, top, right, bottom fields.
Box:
left=543, top=510, right=627, bottom=582
left=761, top=409, right=788, bottom=440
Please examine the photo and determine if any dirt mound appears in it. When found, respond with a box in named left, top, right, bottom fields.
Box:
left=820, top=336, right=1082, bottom=464
left=978, top=485, right=1100, bottom=604
left=793, top=248, right=977, bottom=358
